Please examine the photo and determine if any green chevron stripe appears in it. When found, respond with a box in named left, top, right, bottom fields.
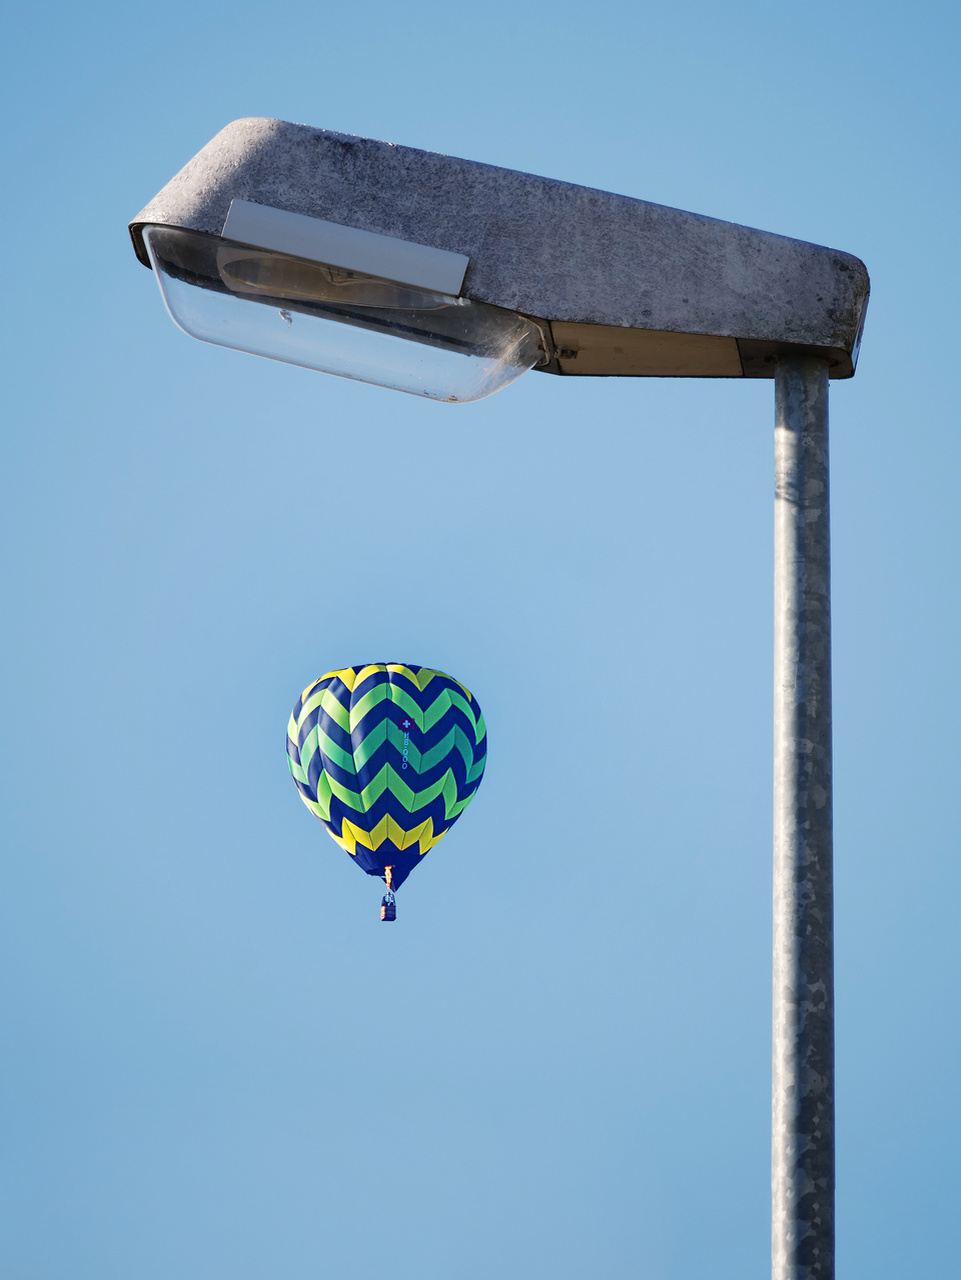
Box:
left=287, top=750, right=309, bottom=787
left=297, top=715, right=484, bottom=794
left=361, top=762, right=471, bottom=817
left=389, top=761, right=480, bottom=818
left=298, top=723, right=320, bottom=765
left=386, top=766, right=417, bottom=812
left=308, top=724, right=357, bottom=776
left=304, top=797, right=328, bottom=822
left=386, top=685, right=425, bottom=729
left=446, top=791, right=476, bottom=820
left=292, top=684, right=350, bottom=739
left=379, top=766, right=455, bottom=816
left=382, top=764, right=431, bottom=814
left=359, top=763, right=390, bottom=808
left=327, top=772, right=364, bottom=809
left=349, top=683, right=389, bottom=731
left=318, top=763, right=467, bottom=822
left=318, top=685, right=350, bottom=731
left=438, top=767, right=460, bottom=818
left=423, top=689, right=454, bottom=732
left=388, top=684, right=455, bottom=732
left=447, top=688, right=479, bottom=731
left=420, top=726, right=463, bottom=774
left=312, top=770, right=333, bottom=820
left=351, top=718, right=387, bottom=769
left=381, top=768, right=461, bottom=820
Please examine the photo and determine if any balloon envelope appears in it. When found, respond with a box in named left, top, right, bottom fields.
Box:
left=286, top=664, right=487, bottom=889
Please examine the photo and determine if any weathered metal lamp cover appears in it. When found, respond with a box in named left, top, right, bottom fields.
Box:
left=130, top=118, right=869, bottom=397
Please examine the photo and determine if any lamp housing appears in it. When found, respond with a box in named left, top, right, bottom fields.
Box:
left=130, top=119, right=870, bottom=398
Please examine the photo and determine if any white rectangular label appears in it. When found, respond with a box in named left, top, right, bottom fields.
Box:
left=221, top=199, right=469, bottom=296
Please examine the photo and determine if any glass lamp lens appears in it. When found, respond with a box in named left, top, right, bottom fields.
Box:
left=143, top=226, right=545, bottom=402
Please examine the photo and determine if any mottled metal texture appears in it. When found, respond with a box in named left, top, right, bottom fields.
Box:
left=129, top=118, right=869, bottom=378
left=773, top=357, right=835, bottom=1280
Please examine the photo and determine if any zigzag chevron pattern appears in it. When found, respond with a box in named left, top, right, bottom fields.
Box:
left=286, top=664, right=487, bottom=889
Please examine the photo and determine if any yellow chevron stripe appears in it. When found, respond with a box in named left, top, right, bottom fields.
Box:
left=326, top=825, right=352, bottom=854
left=398, top=817, right=431, bottom=850
left=338, top=812, right=450, bottom=856
left=338, top=818, right=359, bottom=853
left=354, top=664, right=387, bottom=690
left=394, top=816, right=446, bottom=855
left=341, top=814, right=393, bottom=852
left=387, top=664, right=476, bottom=705
left=387, top=664, right=439, bottom=691
left=321, top=664, right=381, bottom=692
left=310, top=664, right=476, bottom=710
left=311, top=665, right=476, bottom=704
left=299, top=677, right=325, bottom=704
left=300, top=684, right=326, bottom=719
left=453, top=678, right=474, bottom=703
left=420, top=818, right=448, bottom=854
left=383, top=815, right=408, bottom=848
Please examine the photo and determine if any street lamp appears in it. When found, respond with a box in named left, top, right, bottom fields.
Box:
left=130, top=117, right=869, bottom=1280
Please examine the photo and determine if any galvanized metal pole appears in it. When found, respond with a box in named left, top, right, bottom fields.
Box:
left=773, top=356, right=835, bottom=1280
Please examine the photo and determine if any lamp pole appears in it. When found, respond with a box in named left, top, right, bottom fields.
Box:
left=772, top=355, right=835, bottom=1280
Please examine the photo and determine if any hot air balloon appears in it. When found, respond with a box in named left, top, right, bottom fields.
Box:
left=286, top=664, right=487, bottom=919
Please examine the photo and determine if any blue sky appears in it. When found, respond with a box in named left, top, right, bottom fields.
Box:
left=2, top=2, right=959, bottom=1277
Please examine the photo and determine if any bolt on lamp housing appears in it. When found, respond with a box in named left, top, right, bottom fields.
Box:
left=130, top=118, right=869, bottom=400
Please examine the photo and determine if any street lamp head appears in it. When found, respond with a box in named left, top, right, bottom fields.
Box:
left=130, top=118, right=869, bottom=400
